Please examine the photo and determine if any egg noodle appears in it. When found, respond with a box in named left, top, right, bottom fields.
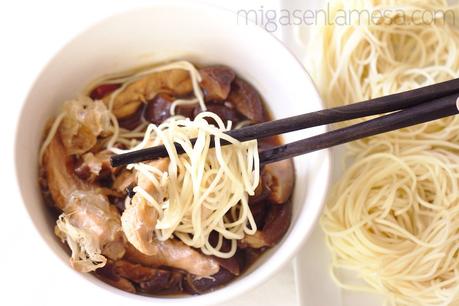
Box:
left=322, top=145, right=459, bottom=305
left=299, top=0, right=459, bottom=155
left=297, top=0, right=459, bottom=305
left=114, top=112, right=259, bottom=258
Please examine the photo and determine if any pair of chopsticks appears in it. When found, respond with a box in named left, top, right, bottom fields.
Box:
left=110, top=78, right=459, bottom=168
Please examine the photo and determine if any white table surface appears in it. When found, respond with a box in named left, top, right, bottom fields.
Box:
left=0, top=1, right=301, bottom=305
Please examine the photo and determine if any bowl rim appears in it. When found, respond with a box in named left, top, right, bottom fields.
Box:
left=14, top=1, right=332, bottom=305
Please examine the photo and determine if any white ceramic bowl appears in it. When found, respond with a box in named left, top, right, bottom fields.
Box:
left=15, top=1, right=331, bottom=305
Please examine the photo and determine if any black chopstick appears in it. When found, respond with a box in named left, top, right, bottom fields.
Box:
left=110, top=79, right=459, bottom=167
left=258, top=94, right=459, bottom=164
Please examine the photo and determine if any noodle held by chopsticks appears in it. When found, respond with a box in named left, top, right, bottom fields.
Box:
left=114, top=112, right=259, bottom=259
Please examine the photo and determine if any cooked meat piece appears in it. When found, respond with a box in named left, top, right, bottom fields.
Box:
left=227, top=78, right=266, bottom=122
left=73, top=163, right=91, bottom=181
left=193, top=102, right=241, bottom=126
left=104, top=69, right=193, bottom=119
left=136, top=158, right=169, bottom=194
left=125, top=241, right=220, bottom=277
left=184, top=268, right=235, bottom=294
left=74, top=150, right=113, bottom=183
left=112, top=170, right=136, bottom=193
left=44, top=135, right=84, bottom=210
left=154, top=240, right=219, bottom=277
left=43, top=135, right=125, bottom=271
left=59, top=97, right=111, bottom=155
left=240, top=201, right=292, bottom=249
left=118, top=103, right=145, bottom=130
left=121, top=158, right=169, bottom=255
left=263, top=159, right=295, bottom=204
left=144, top=93, right=174, bottom=125
left=121, top=194, right=159, bottom=255
left=199, top=66, right=236, bottom=101
left=90, top=83, right=121, bottom=100
left=109, top=195, right=127, bottom=213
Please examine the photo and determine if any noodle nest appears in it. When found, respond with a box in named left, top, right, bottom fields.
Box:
left=299, top=0, right=459, bottom=304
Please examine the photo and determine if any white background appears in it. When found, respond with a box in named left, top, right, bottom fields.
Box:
left=0, top=1, right=301, bottom=305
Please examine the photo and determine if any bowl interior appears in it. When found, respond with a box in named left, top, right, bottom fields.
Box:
left=15, top=2, right=330, bottom=305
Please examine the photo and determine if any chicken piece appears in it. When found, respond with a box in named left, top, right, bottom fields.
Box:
left=90, top=83, right=121, bottom=100
left=54, top=191, right=126, bottom=272
left=199, top=66, right=236, bottom=101
left=104, top=69, right=193, bottom=119
left=263, top=159, right=295, bottom=204
left=112, top=170, right=136, bottom=193
left=74, top=150, right=113, bottom=183
left=121, top=158, right=168, bottom=255
left=59, top=97, right=111, bottom=155
left=121, top=195, right=159, bottom=255
left=227, top=78, right=266, bottom=122
left=240, top=201, right=292, bottom=249
left=44, top=135, right=83, bottom=210
left=136, top=158, right=169, bottom=194
left=125, top=240, right=220, bottom=277
left=44, top=136, right=125, bottom=272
